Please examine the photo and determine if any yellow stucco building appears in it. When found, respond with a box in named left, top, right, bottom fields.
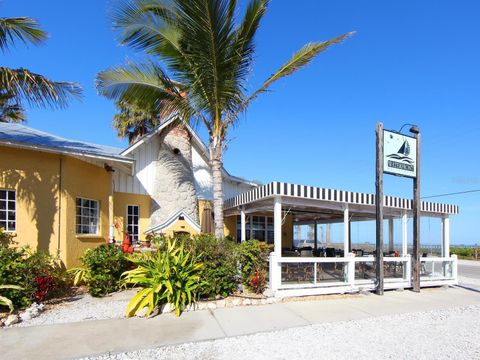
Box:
left=0, top=122, right=255, bottom=267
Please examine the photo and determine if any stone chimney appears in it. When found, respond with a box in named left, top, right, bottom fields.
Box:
left=149, top=124, right=198, bottom=229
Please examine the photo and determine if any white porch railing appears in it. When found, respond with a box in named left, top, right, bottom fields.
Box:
left=269, top=253, right=457, bottom=296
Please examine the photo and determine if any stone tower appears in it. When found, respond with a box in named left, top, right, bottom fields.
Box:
left=149, top=124, right=198, bottom=229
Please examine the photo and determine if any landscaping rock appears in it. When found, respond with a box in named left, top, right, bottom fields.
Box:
left=232, top=298, right=242, bottom=306
left=20, top=303, right=45, bottom=321
left=207, top=302, right=217, bottom=310
left=197, top=302, right=207, bottom=310
left=4, top=314, right=19, bottom=326
left=216, top=300, right=226, bottom=308
left=161, top=304, right=172, bottom=314
left=263, top=289, right=274, bottom=298
left=266, top=297, right=276, bottom=304
left=243, top=298, right=251, bottom=306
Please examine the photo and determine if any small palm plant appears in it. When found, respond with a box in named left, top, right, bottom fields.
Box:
left=122, top=239, right=203, bottom=317
left=0, top=285, right=23, bottom=313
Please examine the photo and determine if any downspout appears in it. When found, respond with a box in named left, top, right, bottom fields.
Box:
left=57, top=157, right=63, bottom=257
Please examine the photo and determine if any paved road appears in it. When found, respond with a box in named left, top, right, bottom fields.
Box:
left=458, top=262, right=480, bottom=279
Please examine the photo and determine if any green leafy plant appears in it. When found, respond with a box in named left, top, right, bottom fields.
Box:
left=122, top=239, right=203, bottom=317
left=0, top=246, right=70, bottom=308
left=73, top=245, right=131, bottom=297
left=237, top=240, right=272, bottom=290
left=0, top=285, right=23, bottom=312
left=183, top=234, right=238, bottom=299
left=0, top=228, right=15, bottom=248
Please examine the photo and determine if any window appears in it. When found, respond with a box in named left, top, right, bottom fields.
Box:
left=0, top=190, right=16, bottom=231
left=236, top=215, right=274, bottom=244
left=127, top=205, right=139, bottom=242
left=76, top=198, right=99, bottom=234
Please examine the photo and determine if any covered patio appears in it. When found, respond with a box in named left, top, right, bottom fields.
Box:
left=224, top=181, right=459, bottom=297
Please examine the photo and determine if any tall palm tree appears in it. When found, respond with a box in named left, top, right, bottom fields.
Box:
left=96, top=0, right=352, bottom=238
left=113, top=98, right=160, bottom=144
left=0, top=17, right=81, bottom=122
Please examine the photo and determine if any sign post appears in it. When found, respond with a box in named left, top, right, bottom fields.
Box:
left=375, top=123, right=384, bottom=295
left=376, top=122, right=420, bottom=294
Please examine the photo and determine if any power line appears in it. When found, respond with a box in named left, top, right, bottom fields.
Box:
left=421, top=189, right=480, bottom=199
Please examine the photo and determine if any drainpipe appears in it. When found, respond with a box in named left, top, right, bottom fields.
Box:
left=57, top=157, right=63, bottom=257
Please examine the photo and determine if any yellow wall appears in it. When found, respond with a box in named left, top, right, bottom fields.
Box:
left=113, top=191, right=151, bottom=242
left=61, top=156, right=112, bottom=267
left=0, top=146, right=62, bottom=256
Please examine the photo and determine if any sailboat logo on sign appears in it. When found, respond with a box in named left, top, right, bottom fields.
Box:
left=387, top=140, right=414, bottom=164
left=386, top=138, right=415, bottom=173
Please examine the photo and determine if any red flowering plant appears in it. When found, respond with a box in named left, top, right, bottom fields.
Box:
left=248, top=270, right=267, bottom=294
left=34, top=275, right=55, bottom=302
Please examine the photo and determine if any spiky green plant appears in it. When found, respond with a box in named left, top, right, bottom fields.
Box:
left=96, top=0, right=353, bottom=237
left=0, top=16, right=81, bottom=122
left=0, top=284, right=23, bottom=313
left=122, top=239, right=203, bottom=317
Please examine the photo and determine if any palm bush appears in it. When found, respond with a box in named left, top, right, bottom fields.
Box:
left=122, top=239, right=203, bottom=317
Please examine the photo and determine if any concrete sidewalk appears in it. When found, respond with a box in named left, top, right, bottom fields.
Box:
left=2, top=286, right=480, bottom=360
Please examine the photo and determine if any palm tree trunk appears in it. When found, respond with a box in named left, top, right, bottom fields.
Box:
left=210, top=137, right=224, bottom=238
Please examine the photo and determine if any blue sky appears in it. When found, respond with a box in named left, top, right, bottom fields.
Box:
left=2, top=1, right=479, bottom=244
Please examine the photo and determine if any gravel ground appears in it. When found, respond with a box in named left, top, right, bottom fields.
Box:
left=85, top=305, right=480, bottom=360
left=13, top=289, right=135, bottom=327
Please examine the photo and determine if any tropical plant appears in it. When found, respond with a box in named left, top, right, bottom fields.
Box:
left=71, top=244, right=131, bottom=297
left=0, top=246, right=70, bottom=308
left=0, top=15, right=81, bottom=122
left=248, top=269, right=267, bottom=294
left=96, top=0, right=352, bottom=237
left=185, top=234, right=238, bottom=298
left=122, top=239, right=203, bottom=317
left=113, top=98, right=161, bottom=144
left=0, top=284, right=23, bottom=312
left=237, top=239, right=271, bottom=287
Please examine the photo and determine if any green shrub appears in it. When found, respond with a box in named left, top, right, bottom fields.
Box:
left=450, top=247, right=478, bottom=259
left=152, top=234, right=239, bottom=299
left=77, top=245, right=131, bottom=297
left=237, top=240, right=272, bottom=290
left=185, top=235, right=238, bottom=299
left=0, top=285, right=23, bottom=312
left=0, top=246, right=70, bottom=309
left=122, top=239, right=203, bottom=317
left=0, top=228, right=16, bottom=248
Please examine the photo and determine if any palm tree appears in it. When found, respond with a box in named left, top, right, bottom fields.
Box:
left=96, top=0, right=352, bottom=238
left=0, top=17, right=81, bottom=122
left=113, top=98, right=161, bottom=144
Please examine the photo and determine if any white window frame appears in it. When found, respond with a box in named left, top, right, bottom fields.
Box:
left=75, top=197, right=100, bottom=235
left=0, top=189, right=16, bottom=232
left=126, top=204, right=140, bottom=242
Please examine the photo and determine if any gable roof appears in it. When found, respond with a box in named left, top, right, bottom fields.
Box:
left=0, top=123, right=133, bottom=164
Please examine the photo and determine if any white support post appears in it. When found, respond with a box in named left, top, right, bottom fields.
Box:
left=240, top=207, right=246, bottom=243
left=269, top=196, right=283, bottom=293
left=274, top=196, right=282, bottom=257
left=388, top=218, right=394, bottom=253
left=442, top=216, right=450, bottom=257
left=343, top=206, right=349, bottom=256
left=402, top=212, right=408, bottom=256
left=347, top=253, right=355, bottom=287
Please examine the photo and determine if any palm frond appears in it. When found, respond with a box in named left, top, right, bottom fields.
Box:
left=227, top=32, right=354, bottom=124
left=96, top=61, right=205, bottom=125
left=0, top=67, right=82, bottom=109
left=0, top=91, right=26, bottom=122
left=0, top=17, right=47, bottom=51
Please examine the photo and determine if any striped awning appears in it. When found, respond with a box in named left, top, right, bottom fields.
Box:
left=224, top=181, right=458, bottom=216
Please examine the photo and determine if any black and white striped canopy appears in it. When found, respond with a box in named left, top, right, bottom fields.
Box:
left=224, top=181, right=458, bottom=215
